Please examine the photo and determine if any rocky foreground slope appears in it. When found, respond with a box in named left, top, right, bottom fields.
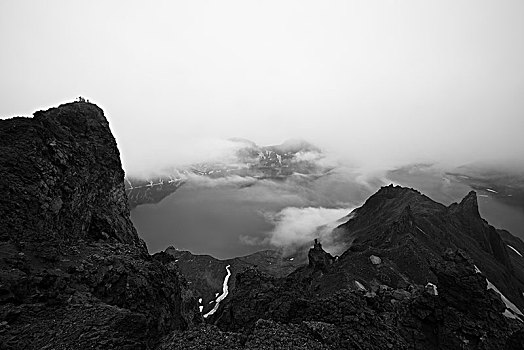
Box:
left=162, top=248, right=303, bottom=316
left=0, top=102, right=198, bottom=349
left=179, top=248, right=522, bottom=349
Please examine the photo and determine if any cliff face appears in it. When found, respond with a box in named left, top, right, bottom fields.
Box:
left=0, top=102, right=195, bottom=349
left=0, top=102, right=140, bottom=247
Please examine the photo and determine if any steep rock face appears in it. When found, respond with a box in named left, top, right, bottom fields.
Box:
left=0, top=102, right=193, bottom=349
left=498, top=229, right=524, bottom=301
left=0, top=102, right=140, bottom=247
left=333, top=185, right=523, bottom=312
left=397, top=249, right=519, bottom=349
left=449, top=191, right=513, bottom=271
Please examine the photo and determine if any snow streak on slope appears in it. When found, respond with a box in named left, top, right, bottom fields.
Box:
left=507, top=245, right=523, bottom=257
left=203, top=264, right=231, bottom=318
left=474, top=265, right=523, bottom=320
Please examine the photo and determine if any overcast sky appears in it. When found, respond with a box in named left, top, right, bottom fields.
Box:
left=1, top=0, right=523, bottom=175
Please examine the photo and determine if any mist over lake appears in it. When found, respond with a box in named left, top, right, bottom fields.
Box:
left=131, top=163, right=524, bottom=259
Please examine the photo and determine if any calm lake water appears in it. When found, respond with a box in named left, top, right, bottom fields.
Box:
left=131, top=168, right=524, bottom=258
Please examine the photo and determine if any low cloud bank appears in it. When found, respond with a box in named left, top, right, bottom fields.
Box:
left=122, top=137, right=245, bottom=178
left=241, top=206, right=352, bottom=256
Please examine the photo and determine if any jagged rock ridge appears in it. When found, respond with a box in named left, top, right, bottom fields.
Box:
left=330, top=185, right=523, bottom=312
left=159, top=186, right=524, bottom=349
left=160, top=245, right=524, bottom=349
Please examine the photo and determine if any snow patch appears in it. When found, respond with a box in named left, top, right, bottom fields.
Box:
left=199, top=306, right=203, bottom=313
left=474, top=265, right=523, bottom=320
left=425, top=282, right=438, bottom=295
left=203, top=265, right=232, bottom=318
left=355, top=281, right=366, bottom=291
left=416, top=226, right=428, bottom=236
left=486, top=188, right=498, bottom=193
left=507, top=245, right=523, bottom=257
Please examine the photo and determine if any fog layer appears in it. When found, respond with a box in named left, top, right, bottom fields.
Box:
left=1, top=1, right=524, bottom=174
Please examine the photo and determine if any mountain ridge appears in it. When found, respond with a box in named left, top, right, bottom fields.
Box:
left=331, top=184, right=522, bottom=311
left=2, top=102, right=524, bottom=349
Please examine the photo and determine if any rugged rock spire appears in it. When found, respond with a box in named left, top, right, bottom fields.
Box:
left=448, top=190, right=514, bottom=272
left=449, top=190, right=481, bottom=218
left=308, top=239, right=336, bottom=271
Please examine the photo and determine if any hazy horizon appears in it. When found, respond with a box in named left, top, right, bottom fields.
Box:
left=2, top=1, right=524, bottom=176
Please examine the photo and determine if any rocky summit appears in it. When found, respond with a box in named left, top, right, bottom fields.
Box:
left=0, top=102, right=197, bottom=349
left=1, top=102, right=524, bottom=349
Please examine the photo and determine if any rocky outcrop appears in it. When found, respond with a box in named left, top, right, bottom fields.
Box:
left=430, top=249, right=500, bottom=313
left=308, top=239, right=336, bottom=272
left=397, top=249, right=517, bottom=349
left=162, top=247, right=302, bottom=317
left=164, top=186, right=524, bottom=349
left=0, top=102, right=193, bottom=349
left=163, top=248, right=523, bottom=349
left=0, top=102, right=140, bottom=247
